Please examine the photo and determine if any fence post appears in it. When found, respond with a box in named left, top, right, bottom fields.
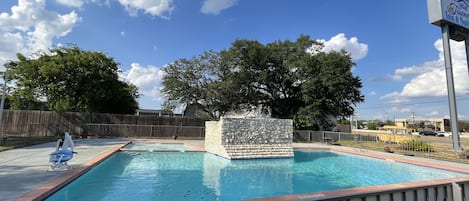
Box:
left=427, top=140, right=431, bottom=158
left=150, top=125, right=153, bottom=137
left=322, top=131, right=325, bottom=143
left=28, top=124, right=31, bottom=144
left=452, top=182, right=462, bottom=201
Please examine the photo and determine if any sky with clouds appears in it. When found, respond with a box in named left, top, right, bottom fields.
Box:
left=0, top=0, right=468, bottom=121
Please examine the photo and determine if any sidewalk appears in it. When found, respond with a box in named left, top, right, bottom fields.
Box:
left=0, top=138, right=127, bottom=201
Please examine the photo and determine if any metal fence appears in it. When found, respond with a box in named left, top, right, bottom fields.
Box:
left=294, top=130, right=376, bottom=143
left=294, top=131, right=469, bottom=164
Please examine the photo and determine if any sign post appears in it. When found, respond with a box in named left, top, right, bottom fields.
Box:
left=427, top=0, right=467, bottom=150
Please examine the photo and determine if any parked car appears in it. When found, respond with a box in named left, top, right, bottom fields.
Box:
left=419, top=131, right=438, bottom=136
left=437, top=132, right=452, bottom=137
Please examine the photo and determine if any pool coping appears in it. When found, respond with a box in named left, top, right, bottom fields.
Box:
left=16, top=143, right=468, bottom=201
left=15, top=141, right=131, bottom=201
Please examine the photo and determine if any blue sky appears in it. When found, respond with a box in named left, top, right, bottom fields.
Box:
left=0, top=0, right=468, bottom=121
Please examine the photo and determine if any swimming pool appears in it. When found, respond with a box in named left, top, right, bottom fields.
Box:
left=45, top=149, right=466, bottom=201
left=122, top=143, right=198, bottom=152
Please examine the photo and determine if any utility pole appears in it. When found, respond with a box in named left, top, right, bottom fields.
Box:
left=411, top=112, right=415, bottom=133
left=0, top=61, right=15, bottom=141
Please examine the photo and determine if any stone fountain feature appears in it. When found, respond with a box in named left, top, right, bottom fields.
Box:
left=204, top=106, right=293, bottom=159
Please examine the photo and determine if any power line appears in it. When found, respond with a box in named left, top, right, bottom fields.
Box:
left=356, top=96, right=469, bottom=111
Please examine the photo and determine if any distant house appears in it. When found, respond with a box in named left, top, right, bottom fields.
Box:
left=136, top=109, right=174, bottom=116
left=183, top=103, right=211, bottom=118
left=394, top=118, right=450, bottom=132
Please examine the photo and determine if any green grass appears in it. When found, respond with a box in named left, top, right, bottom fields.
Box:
left=399, top=140, right=434, bottom=152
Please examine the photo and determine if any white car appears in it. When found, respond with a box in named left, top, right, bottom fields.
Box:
left=437, top=132, right=452, bottom=137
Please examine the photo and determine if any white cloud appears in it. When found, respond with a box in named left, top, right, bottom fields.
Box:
left=0, top=32, right=24, bottom=62
left=118, top=0, right=174, bottom=18
left=56, top=0, right=173, bottom=18
left=427, top=110, right=440, bottom=117
left=392, top=61, right=441, bottom=80
left=120, top=63, right=166, bottom=103
left=376, top=40, right=447, bottom=82
left=56, top=0, right=86, bottom=8
left=382, top=39, right=469, bottom=102
left=55, top=0, right=112, bottom=8
left=0, top=0, right=81, bottom=62
left=29, top=11, right=80, bottom=53
left=367, top=91, right=377, bottom=96
left=201, top=0, right=238, bottom=15
left=120, top=31, right=125, bottom=37
left=316, top=33, right=368, bottom=60
left=369, top=60, right=442, bottom=82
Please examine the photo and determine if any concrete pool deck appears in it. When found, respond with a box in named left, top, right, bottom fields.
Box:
left=1, top=139, right=468, bottom=201
left=1, top=138, right=129, bottom=201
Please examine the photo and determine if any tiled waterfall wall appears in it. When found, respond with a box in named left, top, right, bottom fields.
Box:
left=205, top=117, right=293, bottom=159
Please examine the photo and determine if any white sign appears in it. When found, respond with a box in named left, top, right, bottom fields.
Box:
left=428, top=0, right=469, bottom=29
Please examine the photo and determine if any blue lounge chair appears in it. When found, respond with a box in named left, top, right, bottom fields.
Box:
left=49, top=132, right=77, bottom=170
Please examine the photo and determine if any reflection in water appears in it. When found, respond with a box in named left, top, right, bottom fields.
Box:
left=202, top=154, right=230, bottom=197
left=203, top=153, right=294, bottom=200
left=294, top=150, right=340, bottom=163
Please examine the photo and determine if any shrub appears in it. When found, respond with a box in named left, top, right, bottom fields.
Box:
left=384, top=145, right=394, bottom=153
left=459, top=149, right=469, bottom=159
left=399, top=140, right=434, bottom=152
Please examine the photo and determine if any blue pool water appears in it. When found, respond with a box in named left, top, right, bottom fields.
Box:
left=46, top=150, right=465, bottom=201
left=123, top=143, right=197, bottom=152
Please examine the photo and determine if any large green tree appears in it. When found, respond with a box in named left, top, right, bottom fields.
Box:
left=296, top=49, right=364, bottom=130
left=162, top=51, right=223, bottom=118
left=162, top=35, right=364, bottom=129
left=9, top=45, right=139, bottom=114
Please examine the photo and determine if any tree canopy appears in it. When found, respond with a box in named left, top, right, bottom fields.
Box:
left=9, top=45, right=139, bottom=114
left=162, top=35, right=364, bottom=129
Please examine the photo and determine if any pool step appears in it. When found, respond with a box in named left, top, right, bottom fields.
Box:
left=223, top=145, right=294, bottom=159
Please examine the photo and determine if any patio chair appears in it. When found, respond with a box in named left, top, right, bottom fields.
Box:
left=49, top=132, right=77, bottom=170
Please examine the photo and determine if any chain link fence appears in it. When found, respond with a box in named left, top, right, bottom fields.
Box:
left=294, top=130, right=469, bottom=164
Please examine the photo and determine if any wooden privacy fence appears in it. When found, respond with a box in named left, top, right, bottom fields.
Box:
left=83, top=123, right=205, bottom=138
left=0, top=110, right=206, bottom=138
